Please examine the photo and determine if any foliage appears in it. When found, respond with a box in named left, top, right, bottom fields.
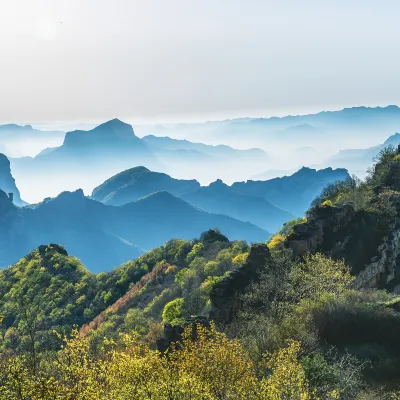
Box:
left=162, top=298, right=185, bottom=325
left=0, top=324, right=320, bottom=400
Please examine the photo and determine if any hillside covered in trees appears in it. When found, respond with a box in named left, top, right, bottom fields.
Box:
left=3, top=148, right=400, bottom=398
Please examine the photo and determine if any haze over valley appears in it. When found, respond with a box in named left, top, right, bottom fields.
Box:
left=4, top=1, right=400, bottom=397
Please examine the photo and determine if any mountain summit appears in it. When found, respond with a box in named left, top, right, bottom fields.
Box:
left=63, top=119, right=144, bottom=149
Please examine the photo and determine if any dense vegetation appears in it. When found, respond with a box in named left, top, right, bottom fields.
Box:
left=3, top=147, right=400, bottom=398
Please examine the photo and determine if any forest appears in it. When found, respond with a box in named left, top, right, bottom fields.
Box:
left=2, top=148, right=400, bottom=398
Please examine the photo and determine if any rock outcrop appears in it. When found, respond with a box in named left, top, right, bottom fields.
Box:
left=156, top=316, right=210, bottom=353
left=0, top=189, right=26, bottom=267
left=209, top=244, right=271, bottom=324
left=0, top=153, right=25, bottom=206
left=285, top=202, right=391, bottom=276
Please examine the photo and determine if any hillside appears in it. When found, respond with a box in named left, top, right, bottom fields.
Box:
left=0, top=244, right=99, bottom=350
left=5, top=147, right=400, bottom=396
left=282, top=145, right=400, bottom=291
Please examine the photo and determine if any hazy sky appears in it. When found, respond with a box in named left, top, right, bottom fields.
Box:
left=1, top=0, right=400, bottom=124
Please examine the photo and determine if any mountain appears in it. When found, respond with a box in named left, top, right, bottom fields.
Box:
left=62, top=119, right=150, bottom=153
left=142, top=134, right=267, bottom=160
left=91, top=166, right=200, bottom=205
left=231, top=167, right=350, bottom=216
left=0, top=189, right=26, bottom=268
left=0, top=123, right=64, bottom=157
left=136, top=106, right=400, bottom=157
left=0, top=188, right=270, bottom=271
left=109, top=191, right=270, bottom=249
left=0, top=153, right=26, bottom=206
left=325, top=132, right=400, bottom=176
left=9, top=119, right=160, bottom=202
left=21, top=189, right=144, bottom=271
left=140, top=134, right=269, bottom=186
left=0, top=244, right=100, bottom=340
left=283, top=145, right=400, bottom=291
left=180, top=179, right=294, bottom=232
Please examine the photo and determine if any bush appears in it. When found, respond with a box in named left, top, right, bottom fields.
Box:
left=162, top=298, right=185, bottom=325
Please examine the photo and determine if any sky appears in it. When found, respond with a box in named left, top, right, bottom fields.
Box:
left=1, top=0, right=400, bottom=124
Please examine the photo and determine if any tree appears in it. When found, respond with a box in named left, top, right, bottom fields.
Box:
left=162, top=298, right=185, bottom=325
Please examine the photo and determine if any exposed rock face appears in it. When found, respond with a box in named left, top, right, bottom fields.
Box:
left=209, top=244, right=271, bottom=324
left=0, top=189, right=26, bottom=267
left=156, top=316, right=210, bottom=353
left=387, top=161, right=400, bottom=191
left=0, top=153, right=25, bottom=206
left=284, top=202, right=394, bottom=288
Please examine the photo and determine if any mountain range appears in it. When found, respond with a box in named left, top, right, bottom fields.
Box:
left=91, top=165, right=349, bottom=230
left=0, top=171, right=270, bottom=272
left=135, top=105, right=400, bottom=150
left=324, top=132, right=400, bottom=176
left=0, top=123, right=64, bottom=157
left=0, top=149, right=350, bottom=271
left=231, top=166, right=350, bottom=216
left=7, top=119, right=269, bottom=202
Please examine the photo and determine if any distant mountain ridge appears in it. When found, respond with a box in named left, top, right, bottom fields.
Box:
left=9, top=119, right=271, bottom=202
left=325, top=132, right=400, bottom=176
left=0, top=123, right=64, bottom=157
left=92, top=165, right=349, bottom=232
left=136, top=105, right=400, bottom=156
left=0, top=185, right=270, bottom=271
left=91, top=166, right=200, bottom=205
left=181, top=179, right=294, bottom=232
left=232, top=167, right=350, bottom=216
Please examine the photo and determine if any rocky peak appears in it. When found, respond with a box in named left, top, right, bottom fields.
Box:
left=63, top=119, right=141, bottom=148
left=0, top=153, right=25, bottom=206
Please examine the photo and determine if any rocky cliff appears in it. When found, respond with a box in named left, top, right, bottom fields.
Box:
left=284, top=149, right=400, bottom=291
left=0, top=153, right=25, bottom=206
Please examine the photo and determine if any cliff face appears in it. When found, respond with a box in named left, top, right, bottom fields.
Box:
left=285, top=203, right=390, bottom=276
left=0, top=189, right=26, bottom=267
left=284, top=157, right=400, bottom=291
left=0, top=153, right=25, bottom=206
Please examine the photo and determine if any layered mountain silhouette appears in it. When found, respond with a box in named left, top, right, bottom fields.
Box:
left=92, top=166, right=348, bottom=232
left=142, top=135, right=267, bottom=160
left=232, top=167, right=350, bottom=216
left=0, top=154, right=26, bottom=206
left=9, top=119, right=271, bottom=202
left=91, top=166, right=200, bottom=205
left=180, top=179, right=294, bottom=232
left=137, top=106, right=400, bottom=157
left=0, top=187, right=270, bottom=271
left=10, top=119, right=160, bottom=202
left=325, top=132, right=400, bottom=176
left=0, top=124, right=64, bottom=157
